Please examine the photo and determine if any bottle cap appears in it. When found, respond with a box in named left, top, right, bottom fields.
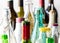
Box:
left=2, top=34, right=8, bottom=39
left=16, top=18, right=24, bottom=23
left=39, top=0, right=44, bottom=7
left=53, top=23, right=58, bottom=26
left=46, top=37, right=54, bottom=43
left=40, top=27, right=50, bottom=32
left=20, top=0, right=23, bottom=6
left=49, top=0, right=54, bottom=4
left=23, top=21, right=30, bottom=25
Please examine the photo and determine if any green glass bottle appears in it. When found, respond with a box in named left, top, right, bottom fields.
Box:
left=17, top=0, right=24, bottom=18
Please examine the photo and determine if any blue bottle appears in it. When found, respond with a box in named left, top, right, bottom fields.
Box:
left=31, top=7, right=44, bottom=43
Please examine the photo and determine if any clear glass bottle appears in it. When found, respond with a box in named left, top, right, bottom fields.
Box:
left=14, top=18, right=24, bottom=43
left=0, top=9, right=10, bottom=43
left=52, top=23, right=58, bottom=43
left=36, top=27, right=50, bottom=43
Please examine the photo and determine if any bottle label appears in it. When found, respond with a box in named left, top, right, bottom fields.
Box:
left=20, top=0, right=23, bottom=6
left=23, top=23, right=30, bottom=40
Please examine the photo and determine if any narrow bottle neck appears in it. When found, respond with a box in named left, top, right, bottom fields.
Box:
left=9, top=0, right=14, bottom=9
left=48, top=0, right=54, bottom=6
left=39, top=0, right=44, bottom=8
left=20, top=7, right=24, bottom=11
left=19, top=0, right=23, bottom=7
left=18, top=0, right=24, bottom=11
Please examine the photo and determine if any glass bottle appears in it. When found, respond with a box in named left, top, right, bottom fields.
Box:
left=36, top=27, right=50, bottom=43
left=14, top=18, right=24, bottom=43
left=24, top=1, right=34, bottom=35
left=22, top=21, right=31, bottom=43
left=8, top=0, right=17, bottom=30
left=48, top=4, right=56, bottom=28
left=0, top=9, right=10, bottom=43
left=31, top=0, right=45, bottom=43
left=45, top=0, right=58, bottom=24
left=17, top=0, right=24, bottom=18
left=52, top=23, right=58, bottom=43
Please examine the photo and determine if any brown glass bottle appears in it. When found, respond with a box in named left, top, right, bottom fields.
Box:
left=45, top=0, right=58, bottom=24
left=8, top=0, right=17, bottom=30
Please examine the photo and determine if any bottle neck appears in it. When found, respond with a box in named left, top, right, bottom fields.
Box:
left=48, top=0, right=54, bottom=6
left=19, top=0, right=24, bottom=11
left=20, top=0, right=23, bottom=7
left=9, top=0, right=14, bottom=9
left=39, top=0, right=44, bottom=8
left=20, top=7, right=24, bottom=11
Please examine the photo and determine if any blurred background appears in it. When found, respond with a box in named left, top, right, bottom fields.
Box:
left=0, top=0, right=60, bottom=32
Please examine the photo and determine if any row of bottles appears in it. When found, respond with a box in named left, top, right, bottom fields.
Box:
left=0, top=0, right=59, bottom=43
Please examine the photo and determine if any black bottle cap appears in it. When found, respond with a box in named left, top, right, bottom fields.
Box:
left=49, top=0, right=54, bottom=4
left=20, top=0, right=23, bottom=6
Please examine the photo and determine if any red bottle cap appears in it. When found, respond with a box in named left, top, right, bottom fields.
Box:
left=39, top=0, right=44, bottom=7
left=53, top=23, right=58, bottom=26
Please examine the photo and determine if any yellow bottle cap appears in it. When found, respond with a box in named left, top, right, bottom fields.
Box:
left=40, top=27, right=50, bottom=32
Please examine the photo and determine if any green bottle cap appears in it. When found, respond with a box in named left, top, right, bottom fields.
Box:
left=46, top=37, right=54, bottom=43
left=2, top=34, right=8, bottom=40
left=23, top=21, right=30, bottom=25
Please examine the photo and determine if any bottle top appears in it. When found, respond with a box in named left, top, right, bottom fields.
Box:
left=20, top=0, right=23, bottom=6
left=16, top=18, right=24, bottom=23
left=53, top=23, right=58, bottom=26
left=1, top=34, right=8, bottom=39
left=39, top=0, right=44, bottom=7
left=49, top=0, right=54, bottom=4
left=23, top=21, right=30, bottom=25
left=46, top=37, right=54, bottom=43
left=8, top=0, right=13, bottom=1
left=40, top=27, right=50, bottom=32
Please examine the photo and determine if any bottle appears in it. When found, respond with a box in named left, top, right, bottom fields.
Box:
left=0, top=9, right=10, bottom=43
left=36, top=27, right=50, bottom=43
left=22, top=21, right=31, bottom=43
left=8, top=0, right=17, bottom=30
left=45, top=0, right=58, bottom=24
left=14, top=18, right=24, bottom=43
left=24, top=1, right=34, bottom=35
left=52, top=23, right=58, bottom=43
left=31, top=0, right=44, bottom=43
left=48, top=4, right=56, bottom=28
left=17, top=0, right=24, bottom=18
